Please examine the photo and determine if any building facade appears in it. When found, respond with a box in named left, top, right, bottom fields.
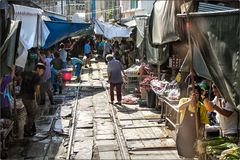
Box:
left=33, top=0, right=121, bottom=21
left=120, top=0, right=155, bottom=18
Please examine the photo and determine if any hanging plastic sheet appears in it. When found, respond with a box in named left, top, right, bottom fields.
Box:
left=149, top=0, right=180, bottom=45
left=135, top=17, right=146, bottom=48
left=179, top=10, right=240, bottom=108
left=13, top=4, right=50, bottom=68
left=0, top=20, right=21, bottom=76
left=94, top=19, right=132, bottom=39
left=145, top=26, right=169, bottom=65
left=180, top=47, right=211, bottom=81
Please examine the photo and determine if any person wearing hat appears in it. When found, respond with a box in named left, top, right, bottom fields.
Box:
left=19, top=62, right=45, bottom=136
left=176, top=84, right=209, bottom=158
left=203, top=84, right=238, bottom=137
left=106, top=54, right=127, bottom=105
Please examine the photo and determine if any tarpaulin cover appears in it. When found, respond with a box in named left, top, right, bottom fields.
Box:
left=180, top=48, right=211, bottom=80
left=149, top=0, right=180, bottom=45
left=0, top=20, right=21, bottom=76
left=188, top=12, right=240, bottom=108
left=145, top=26, right=169, bottom=65
left=49, top=16, right=66, bottom=22
left=77, top=25, right=94, bottom=36
left=13, top=4, right=50, bottom=68
left=43, top=21, right=91, bottom=49
left=94, top=19, right=132, bottom=39
left=135, top=18, right=146, bottom=48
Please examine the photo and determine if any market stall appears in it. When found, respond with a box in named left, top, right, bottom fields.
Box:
left=145, top=1, right=240, bottom=159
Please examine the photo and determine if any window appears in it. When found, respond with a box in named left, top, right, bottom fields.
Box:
left=131, top=0, right=138, bottom=9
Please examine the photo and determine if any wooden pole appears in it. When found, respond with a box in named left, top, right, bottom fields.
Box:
left=140, top=17, right=147, bottom=79
left=184, top=1, right=199, bottom=139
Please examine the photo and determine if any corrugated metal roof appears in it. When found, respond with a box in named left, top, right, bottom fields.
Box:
left=198, top=2, right=234, bottom=12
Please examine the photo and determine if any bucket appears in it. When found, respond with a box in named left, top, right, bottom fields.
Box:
left=62, top=71, right=72, bottom=81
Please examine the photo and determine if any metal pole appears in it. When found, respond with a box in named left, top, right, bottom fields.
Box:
left=68, top=0, right=70, bottom=19
left=61, top=0, right=63, bottom=15
left=92, top=0, right=96, bottom=19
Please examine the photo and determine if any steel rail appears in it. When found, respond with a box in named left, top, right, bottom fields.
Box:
left=98, top=63, right=130, bottom=160
left=66, top=83, right=81, bottom=160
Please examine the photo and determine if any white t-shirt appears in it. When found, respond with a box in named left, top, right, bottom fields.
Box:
left=212, top=97, right=238, bottom=135
left=43, top=57, right=52, bottom=81
left=59, top=49, right=67, bottom=62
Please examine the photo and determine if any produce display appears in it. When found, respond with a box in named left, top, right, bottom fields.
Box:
left=139, top=76, right=157, bottom=90
left=167, top=88, right=180, bottom=100
left=149, top=79, right=180, bottom=101
left=198, top=137, right=239, bottom=159
left=150, top=79, right=169, bottom=95
left=220, top=147, right=240, bottom=160
left=125, top=65, right=141, bottom=77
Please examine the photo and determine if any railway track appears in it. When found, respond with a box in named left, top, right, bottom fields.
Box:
left=64, top=61, right=130, bottom=160
left=66, top=83, right=81, bottom=160
left=40, top=60, right=178, bottom=160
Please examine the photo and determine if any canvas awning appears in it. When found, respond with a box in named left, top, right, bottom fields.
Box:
left=94, top=19, right=132, bottom=39
left=13, top=4, right=50, bottom=68
left=43, top=21, right=91, bottom=49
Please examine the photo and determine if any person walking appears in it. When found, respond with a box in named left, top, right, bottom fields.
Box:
left=106, top=54, right=127, bottom=105
left=19, top=63, right=45, bottom=136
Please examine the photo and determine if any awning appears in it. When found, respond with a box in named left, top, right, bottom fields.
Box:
left=94, top=19, right=132, bottom=39
left=43, top=21, right=91, bottom=49
left=179, top=9, right=240, bottom=108
left=13, top=4, right=49, bottom=68
left=0, top=20, right=21, bottom=76
left=49, top=16, right=67, bottom=22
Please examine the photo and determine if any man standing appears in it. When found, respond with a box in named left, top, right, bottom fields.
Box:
left=106, top=54, right=127, bottom=105
left=59, top=43, right=67, bottom=68
left=204, top=84, right=238, bottom=137
left=20, top=63, right=45, bottom=136
left=38, top=50, right=55, bottom=105
left=84, top=39, right=91, bottom=68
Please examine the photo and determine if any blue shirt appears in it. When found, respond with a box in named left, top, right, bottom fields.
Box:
left=84, top=43, right=91, bottom=55
left=107, top=59, right=124, bottom=84
left=71, top=57, right=83, bottom=66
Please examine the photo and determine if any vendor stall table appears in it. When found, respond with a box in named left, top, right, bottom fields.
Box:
left=125, top=75, right=148, bottom=91
left=157, top=96, right=179, bottom=129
